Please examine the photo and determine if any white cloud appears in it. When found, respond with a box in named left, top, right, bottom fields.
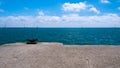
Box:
left=61, top=13, right=120, bottom=27
left=38, top=11, right=44, bottom=16
left=89, top=7, right=100, bottom=14
left=0, top=9, right=4, bottom=12
left=101, top=0, right=110, bottom=3
left=62, top=2, right=100, bottom=14
left=0, top=13, right=120, bottom=27
left=62, top=2, right=87, bottom=12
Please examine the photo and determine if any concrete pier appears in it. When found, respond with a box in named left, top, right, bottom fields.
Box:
left=0, top=42, right=120, bottom=68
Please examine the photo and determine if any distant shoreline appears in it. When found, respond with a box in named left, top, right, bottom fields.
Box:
left=0, top=27, right=120, bottom=28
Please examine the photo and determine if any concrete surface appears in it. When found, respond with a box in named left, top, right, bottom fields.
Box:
left=0, top=42, right=120, bottom=68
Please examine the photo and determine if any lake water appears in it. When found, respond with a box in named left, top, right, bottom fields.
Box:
left=0, top=28, right=120, bottom=45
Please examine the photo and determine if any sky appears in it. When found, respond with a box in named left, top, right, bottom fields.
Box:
left=0, top=0, right=120, bottom=27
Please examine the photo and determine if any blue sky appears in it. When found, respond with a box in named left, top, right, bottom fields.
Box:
left=0, top=0, right=120, bottom=27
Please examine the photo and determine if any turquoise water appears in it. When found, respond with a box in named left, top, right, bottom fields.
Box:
left=0, top=28, right=120, bottom=45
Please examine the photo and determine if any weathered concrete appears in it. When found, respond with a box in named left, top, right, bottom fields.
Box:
left=0, top=42, right=120, bottom=68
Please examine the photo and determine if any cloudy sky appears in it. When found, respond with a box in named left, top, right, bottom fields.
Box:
left=0, top=0, right=120, bottom=27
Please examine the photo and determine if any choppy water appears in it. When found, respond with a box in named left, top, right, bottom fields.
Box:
left=0, top=28, right=120, bottom=45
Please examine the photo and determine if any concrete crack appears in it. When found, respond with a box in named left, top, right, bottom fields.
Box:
left=86, top=58, right=91, bottom=68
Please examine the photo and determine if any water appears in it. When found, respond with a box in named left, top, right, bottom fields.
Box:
left=0, top=28, right=120, bottom=45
